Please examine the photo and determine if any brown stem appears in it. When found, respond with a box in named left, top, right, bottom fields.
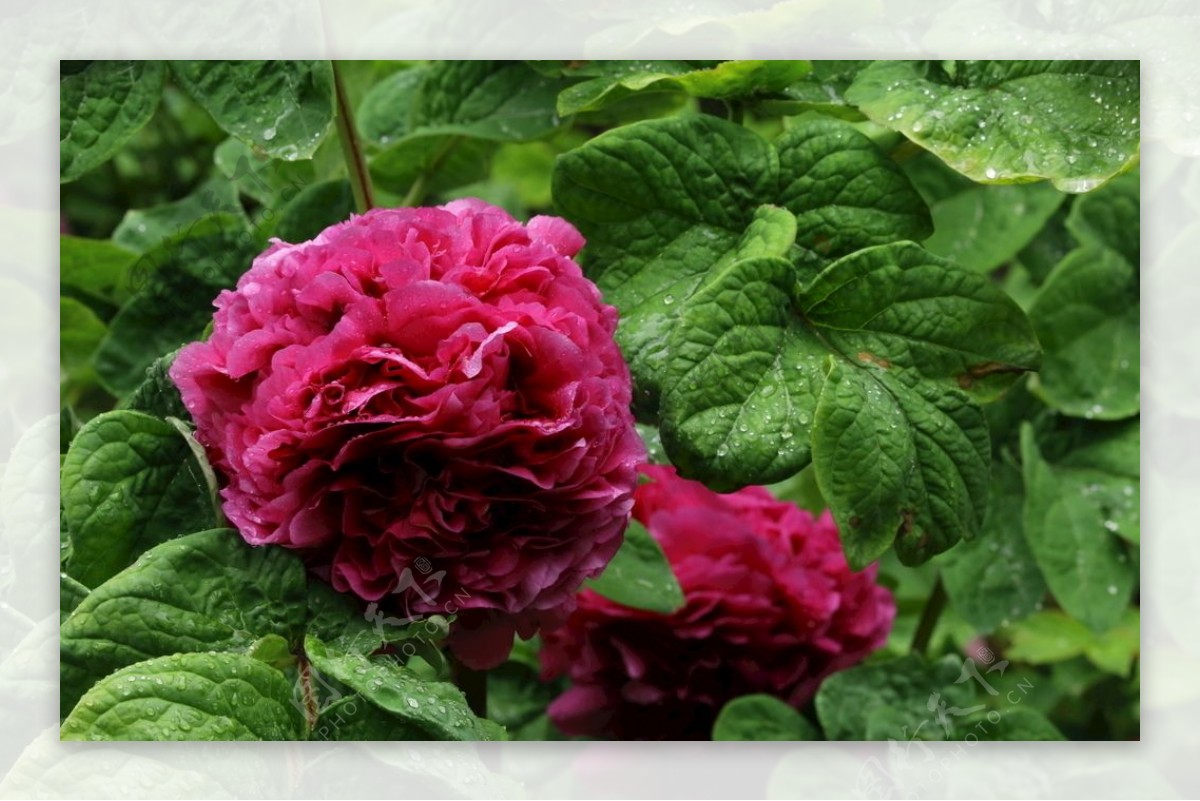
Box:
left=331, top=60, right=374, bottom=213
left=298, top=657, right=320, bottom=733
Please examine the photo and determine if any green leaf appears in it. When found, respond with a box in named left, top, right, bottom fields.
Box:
left=1028, top=247, right=1139, bottom=420
left=313, top=694, right=427, bottom=740
left=1020, top=424, right=1136, bottom=632
left=553, top=114, right=932, bottom=417
left=487, top=662, right=564, bottom=741
left=368, top=61, right=568, bottom=198
left=61, top=61, right=165, bottom=182
left=846, top=60, right=1140, bottom=192
left=658, top=207, right=825, bottom=487
left=1080, top=608, right=1139, bottom=677
left=303, top=581, right=434, bottom=656
left=1065, top=171, right=1139, bottom=265
left=272, top=179, right=355, bottom=243
left=556, top=60, right=812, bottom=116
left=356, top=66, right=426, bottom=143
left=246, top=634, right=296, bottom=671
left=938, top=460, right=1047, bottom=633
left=60, top=235, right=139, bottom=311
left=1016, top=205, right=1074, bottom=284
left=1007, top=608, right=1138, bottom=677
left=753, top=60, right=870, bottom=119
left=60, top=652, right=305, bottom=741
left=122, top=350, right=189, bottom=421
left=1006, top=609, right=1097, bottom=663
left=112, top=177, right=246, bottom=254
left=811, top=362, right=989, bottom=567
left=815, top=654, right=974, bottom=741
left=969, top=707, right=1065, bottom=740
left=169, top=60, right=335, bottom=161
left=60, top=297, right=107, bottom=401
left=798, top=241, right=1042, bottom=401
left=93, top=214, right=258, bottom=394
left=61, top=410, right=219, bottom=587
left=60, top=573, right=89, bottom=623
left=922, top=183, right=1066, bottom=272
left=583, top=518, right=685, bottom=613
left=304, top=636, right=504, bottom=741
left=213, top=137, right=316, bottom=206
left=712, top=694, right=818, bottom=741
left=60, top=528, right=306, bottom=717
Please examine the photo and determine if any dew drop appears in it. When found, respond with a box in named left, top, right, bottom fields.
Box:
left=985, top=167, right=998, bottom=179
left=262, top=127, right=277, bottom=141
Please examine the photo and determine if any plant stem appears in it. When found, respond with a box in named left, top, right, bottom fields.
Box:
left=298, top=657, right=320, bottom=733
left=450, top=655, right=488, bottom=718
left=331, top=61, right=374, bottom=214
left=911, top=574, right=947, bottom=656
left=728, top=99, right=745, bottom=125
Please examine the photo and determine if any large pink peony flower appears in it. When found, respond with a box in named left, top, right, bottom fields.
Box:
left=170, top=200, right=643, bottom=669
left=539, top=465, right=896, bottom=739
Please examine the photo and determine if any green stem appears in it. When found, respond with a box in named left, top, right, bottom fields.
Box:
left=450, top=655, right=488, bottom=719
left=728, top=100, right=745, bottom=126
left=331, top=61, right=374, bottom=214
left=911, top=574, right=947, bottom=656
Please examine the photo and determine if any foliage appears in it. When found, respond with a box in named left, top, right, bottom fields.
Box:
left=59, top=59, right=1139, bottom=741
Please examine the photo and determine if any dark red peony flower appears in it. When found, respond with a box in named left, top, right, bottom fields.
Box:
left=171, top=200, right=644, bottom=669
left=539, top=464, right=896, bottom=739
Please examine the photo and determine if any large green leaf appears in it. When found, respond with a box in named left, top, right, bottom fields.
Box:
left=170, top=61, right=335, bottom=161
left=61, top=410, right=219, bottom=588
left=60, top=573, right=89, bottom=623
left=753, top=60, right=870, bottom=120
left=846, top=60, right=1139, bottom=192
left=93, top=214, right=258, bottom=394
left=313, top=694, right=427, bottom=741
left=1066, top=171, right=1139, bottom=265
left=111, top=177, right=247, bottom=254
left=662, top=233, right=1035, bottom=565
left=1028, top=247, right=1139, bottom=420
left=968, top=707, right=1066, bottom=740
left=60, top=652, right=305, bottom=741
left=810, top=362, right=990, bottom=567
left=553, top=60, right=812, bottom=116
left=712, top=694, right=818, bottom=741
left=553, top=114, right=933, bottom=418
left=304, top=636, right=504, bottom=741
left=60, top=529, right=307, bottom=717
left=1020, top=424, right=1136, bottom=633
left=583, top=519, right=685, bottom=613
left=1007, top=609, right=1139, bottom=677
left=59, top=236, right=139, bottom=312
left=815, top=654, right=975, bottom=741
left=368, top=61, right=568, bottom=197
left=61, top=61, right=165, bottom=182
left=60, top=297, right=107, bottom=403
left=938, top=460, right=1047, bottom=633
left=213, top=137, right=318, bottom=205
left=922, top=183, right=1066, bottom=273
